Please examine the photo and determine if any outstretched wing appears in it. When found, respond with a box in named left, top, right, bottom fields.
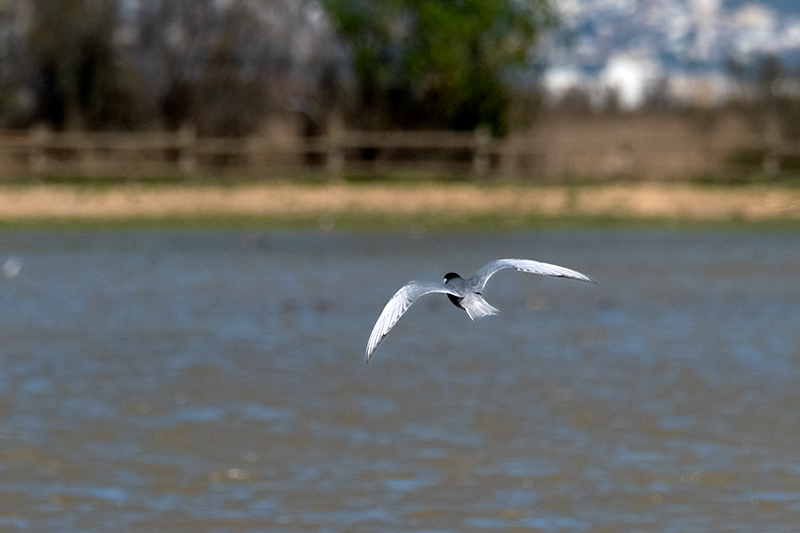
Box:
left=365, top=281, right=458, bottom=362
left=470, top=258, right=594, bottom=290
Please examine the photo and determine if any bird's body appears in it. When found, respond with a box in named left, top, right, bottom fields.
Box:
left=365, top=258, right=594, bottom=362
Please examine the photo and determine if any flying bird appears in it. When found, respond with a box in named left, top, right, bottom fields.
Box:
left=365, top=258, right=594, bottom=362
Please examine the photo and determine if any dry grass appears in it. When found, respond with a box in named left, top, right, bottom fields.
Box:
left=0, top=182, right=798, bottom=224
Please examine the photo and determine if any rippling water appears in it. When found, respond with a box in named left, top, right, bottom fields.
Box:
left=1, top=229, right=800, bottom=532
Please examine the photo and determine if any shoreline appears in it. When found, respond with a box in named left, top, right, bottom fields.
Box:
left=0, top=182, right=799, bottom=230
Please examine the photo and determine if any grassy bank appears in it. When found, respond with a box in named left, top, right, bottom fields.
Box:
left=0, top=181, right=799, bottom=231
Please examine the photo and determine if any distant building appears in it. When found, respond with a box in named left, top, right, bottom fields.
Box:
left=538, top=0, right=800, bottom=109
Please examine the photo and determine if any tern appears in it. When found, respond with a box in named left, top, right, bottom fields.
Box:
left=365, top=258, right=594, bottom=362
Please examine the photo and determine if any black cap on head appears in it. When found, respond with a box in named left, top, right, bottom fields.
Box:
left=443, top=272, right=461, bottom=281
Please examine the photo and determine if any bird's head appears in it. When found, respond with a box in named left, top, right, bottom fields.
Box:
left=443, top=272, right=461, bottom=283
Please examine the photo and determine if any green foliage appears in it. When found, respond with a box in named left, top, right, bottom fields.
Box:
left=322, top=0, right=555, bottom=136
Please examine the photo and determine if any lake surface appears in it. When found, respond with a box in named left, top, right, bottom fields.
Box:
left=1, top=229, right=799, bottom=532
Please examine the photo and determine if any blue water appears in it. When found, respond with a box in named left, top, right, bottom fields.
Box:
left=1, top=229, right=799, bottom=532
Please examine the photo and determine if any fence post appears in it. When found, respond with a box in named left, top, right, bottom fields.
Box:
left=473, top=127, right=490, bottom=178
left=498, top=136, right=517, bottom=179
left=179, top=124, right=196, bottom=178
left=326, top=130, right=344, bottom=181
left=29, top=124, right=50, bottom=178
left=762, top=113, right=781, bottom=177
left=78, top=131, right=100, bottom=177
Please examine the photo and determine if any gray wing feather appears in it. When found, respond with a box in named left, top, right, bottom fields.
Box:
left=470, top=258, right=594, bottom=290
left=365, top=281, right=458, bottom=362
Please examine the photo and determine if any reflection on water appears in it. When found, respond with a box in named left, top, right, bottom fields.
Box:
left=1, top=229, right=799, bottom=531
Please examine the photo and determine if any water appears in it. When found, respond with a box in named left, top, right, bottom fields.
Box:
left=1, top=229, right=799, bottom=532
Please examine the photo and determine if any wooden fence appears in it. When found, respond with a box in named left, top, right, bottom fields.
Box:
left=0, top=116, right=794, bottom=181
left=0, top=127, right=503, bottom=181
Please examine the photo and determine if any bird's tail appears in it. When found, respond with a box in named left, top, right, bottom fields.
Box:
left=462, top=294, right=501, bottom=321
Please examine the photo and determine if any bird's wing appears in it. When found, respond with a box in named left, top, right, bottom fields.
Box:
left=365, top=281, right=458, bottom=362
left=470, top=258, right=594, bottom=290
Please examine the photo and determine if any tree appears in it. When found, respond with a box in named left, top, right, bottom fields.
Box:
left=27, top=0, right=152, bottom=130
left=727, top=53, right=800, bottom=142
left=131, top=0, right=338, bottom=135
left=0, top=1, right=30, bottom=127
left=9, top=0, right=335, bottom=133
left=321, top=0, right=555, bottom=135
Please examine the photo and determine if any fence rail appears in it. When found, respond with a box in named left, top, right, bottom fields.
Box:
left=0, top=121, right=794, bottom=181
left=0, top=127, right=502, bottom=180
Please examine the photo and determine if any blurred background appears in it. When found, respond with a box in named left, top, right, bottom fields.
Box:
left=2, top=2, right=800, bottom=532
left=1, top=0, right=800, bottom=181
